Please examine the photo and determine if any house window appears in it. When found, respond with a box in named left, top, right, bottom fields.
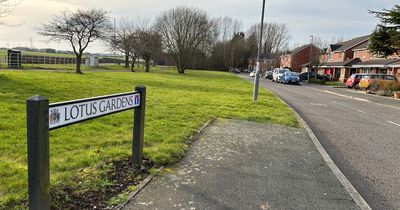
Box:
left=354, top=51, right=358, bottom=58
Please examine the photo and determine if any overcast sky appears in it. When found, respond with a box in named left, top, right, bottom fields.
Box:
left=0, top=0, right=397, bottom=53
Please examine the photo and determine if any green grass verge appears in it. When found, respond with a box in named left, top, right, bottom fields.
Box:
left=324, top=81, right=345, bottom=87
left=0, top=69, right=299, bottom=208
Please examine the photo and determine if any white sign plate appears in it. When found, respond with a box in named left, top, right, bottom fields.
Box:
left=48, top=92, right=140, bottom=129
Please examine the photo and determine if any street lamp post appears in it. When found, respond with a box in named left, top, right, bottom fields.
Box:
left=307, top=35, right=314, bottom=83
left=253, top=0, right=266, bottom=102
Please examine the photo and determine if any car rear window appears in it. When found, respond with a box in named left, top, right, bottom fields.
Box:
left=384, top=75, right=397, bottom=80
left=364, top=75, right=380, bottom=79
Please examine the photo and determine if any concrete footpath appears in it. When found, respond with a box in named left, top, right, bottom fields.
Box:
left=122, top=119, right=359, bottom=210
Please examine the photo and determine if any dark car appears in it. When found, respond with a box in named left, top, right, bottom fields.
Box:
left=346, top=73, right=365, bottom=88
left=298, top=72, right=328, bottom=81
left=264, top=70, right=273, bottom=80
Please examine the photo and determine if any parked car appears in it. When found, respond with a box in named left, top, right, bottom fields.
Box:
left=282, top=72, right=300, bottom=84
left=359, top=74, right=399, bottom=89
left=298, top=72, right=328, bottom=81
left=346, top=73, right=366, bottom=88
left=230, top=68, right=241, bottom=73
left=264, top=70, right=273, bottom=80
left=272, top=68, right=290, bottom=82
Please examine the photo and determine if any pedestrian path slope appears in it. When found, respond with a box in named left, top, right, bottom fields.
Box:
left=123, top=119, right=359, bottom=210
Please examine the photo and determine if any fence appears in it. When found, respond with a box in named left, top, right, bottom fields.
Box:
left=0, top=52, right=126, bottom=70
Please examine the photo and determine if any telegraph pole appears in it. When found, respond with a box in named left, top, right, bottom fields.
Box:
left=253, top=0, right=266, bottom=101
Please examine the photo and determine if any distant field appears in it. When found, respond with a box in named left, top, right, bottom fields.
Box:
left=0, top=69, right=299, bottom=208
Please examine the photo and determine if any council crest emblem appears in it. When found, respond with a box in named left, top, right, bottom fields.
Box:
left=49, top=109, right=61, bottom=125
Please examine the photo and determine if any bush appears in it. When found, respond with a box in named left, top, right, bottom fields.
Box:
left=309, top=78, right=326, bottom=85
left=369, top=81, right=400, bottom=96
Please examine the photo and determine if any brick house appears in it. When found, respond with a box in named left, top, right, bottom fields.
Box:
left=350, top=39, right=400, bottom=80
left=247, top=57, right=280, bottom=72
left=279, top=44, right=321, bottom=73
left=319, top=35, right=370, bottom=82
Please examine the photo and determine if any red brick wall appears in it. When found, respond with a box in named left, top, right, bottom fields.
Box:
left=293, top=46, right=321, bottom=72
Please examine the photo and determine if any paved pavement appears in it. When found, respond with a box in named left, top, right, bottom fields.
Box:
left=123, top=119, right=359, bottom=210
left=238, top=74, right=400, bottom=210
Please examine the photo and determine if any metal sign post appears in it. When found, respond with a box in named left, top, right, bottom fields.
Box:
left=26, top=86, right=146, bottom=210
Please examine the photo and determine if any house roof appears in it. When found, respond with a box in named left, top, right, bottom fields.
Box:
left=300, top=62, right=311, bottom=67
left=320, top=58, right=361, bottom=68
left=331, top=35, right=370, bottom=52
left=353, top=58, right=400, bottom=68
left=352, top=40, right=369, bottom=51
left=289, top=44, right=320, bottom=55
left=388, top=60, right=400, bottom=67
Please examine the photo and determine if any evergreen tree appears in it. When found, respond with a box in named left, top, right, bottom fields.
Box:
left=369, top=5, right=400, bottom=56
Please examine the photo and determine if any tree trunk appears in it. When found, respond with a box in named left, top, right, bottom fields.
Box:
left=130, top=57, right=136, bottom=72
left=76, top=55, right=83, bottom=74
left=124, top=52, right=129, bottom=68
left=145, top=59, right=150, bottom=72
left=130, top=60, right=136, bottom=72
left=178, top=66, right=185, bottom=74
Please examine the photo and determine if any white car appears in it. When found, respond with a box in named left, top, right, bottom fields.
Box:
left=272, top=68, right=291, bottom=83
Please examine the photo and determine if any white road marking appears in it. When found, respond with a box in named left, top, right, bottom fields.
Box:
left=350, top=108, right=365, bottom=113
left=323, top=90, right=400, bottom=111
left=310, top=103, right=328, bottom=106
left=323, top=90, right=371, bottom=102
left=388, top=121, right=400, bottom=127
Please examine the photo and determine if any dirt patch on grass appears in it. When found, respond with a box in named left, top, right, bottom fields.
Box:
left=51, top=158, right=153, bottom=209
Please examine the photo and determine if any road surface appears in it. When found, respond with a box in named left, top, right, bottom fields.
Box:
left=239, top=74, right=400, bottom=210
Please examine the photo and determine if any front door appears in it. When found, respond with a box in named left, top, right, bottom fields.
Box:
left=334, top=68, right=341, bottom=81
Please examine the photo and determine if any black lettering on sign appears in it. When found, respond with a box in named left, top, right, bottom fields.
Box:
left=65, top=107, right=70, bottom=121
left=70, top=105, right=79, bottom=119
left=99, top=100, right=106, bottom=112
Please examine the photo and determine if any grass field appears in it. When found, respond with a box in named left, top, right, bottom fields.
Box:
left=0, top=69, right=299, bottom=208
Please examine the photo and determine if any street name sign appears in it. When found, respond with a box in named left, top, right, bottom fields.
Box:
left=49, top=92, right=140, bottom=129
left=26, top=86, right=146, bottom=210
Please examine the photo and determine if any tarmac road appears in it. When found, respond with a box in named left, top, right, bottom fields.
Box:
left=239, top=74, right=400, bottom=210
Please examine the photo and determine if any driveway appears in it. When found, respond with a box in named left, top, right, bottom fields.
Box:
left=238, top=74, right=400, bottom=210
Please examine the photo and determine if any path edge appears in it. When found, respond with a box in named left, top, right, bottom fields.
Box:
left=269, top=88, right=372, bottom=210
left=115, top=119, right=215, bottom=209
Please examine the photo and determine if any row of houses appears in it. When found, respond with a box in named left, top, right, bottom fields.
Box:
left=248, top=35, right=400, bottom=82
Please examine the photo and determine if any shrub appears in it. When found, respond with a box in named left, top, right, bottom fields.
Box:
left=369, top=81, right=400, bottom=96
left=309, top=78, right=326, bottom=85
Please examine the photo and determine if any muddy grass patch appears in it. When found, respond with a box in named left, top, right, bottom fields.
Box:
left=51, top=157, right=154, bottom=209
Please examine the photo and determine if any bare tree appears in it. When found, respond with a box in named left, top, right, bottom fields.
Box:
left=134, top=21, right=162, bottom=72
left=248, top=22, right=290, bottom=58
left=0, top=0, right=21, bottom=24
left=110, top=17, right=137, bottom=69
left=36, top=9, right=112, bottom=74
left=214, top=16, right=242, bottom=42
left=155, top=6, right=215, bottom=74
